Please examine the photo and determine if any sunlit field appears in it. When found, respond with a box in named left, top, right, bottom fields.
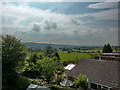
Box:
left=59, top=51, right=95, bottom=63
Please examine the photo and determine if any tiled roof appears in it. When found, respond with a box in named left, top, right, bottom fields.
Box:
left=68, top=59, right=120, bottom=89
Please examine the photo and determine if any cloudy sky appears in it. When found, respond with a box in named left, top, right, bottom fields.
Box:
left=1, top=2, right=119, bottom=46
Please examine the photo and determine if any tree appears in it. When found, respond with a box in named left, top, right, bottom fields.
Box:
left=106, top=43, right=113, bottom=53
left=30, top=53, right=39, bottom=64
left=102, top=44, right=107, bottom=53
left=2, top=35, right=27, bottom=87
left=44, top=45, right=54, bottom=57
left=36, top=58, right=63, bottom=83
left=54, top=52, right=60, bottom=60
left=73, top=74, right=88, bottom=89
left=102, top=43, right=112, bottom=53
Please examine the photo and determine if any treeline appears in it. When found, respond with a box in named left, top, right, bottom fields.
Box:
left=103, top=43, right=120, bottom=53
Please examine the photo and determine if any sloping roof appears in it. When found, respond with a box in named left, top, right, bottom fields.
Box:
left=64, top=64, right=75, bottom=70
left=68, top=59, right=119, bottom=89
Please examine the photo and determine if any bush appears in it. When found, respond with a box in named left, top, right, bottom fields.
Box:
left=73, top=74, right=88, bottom=89
left=2, top=76, right=31, bottom=90
left=29, top=79, right=46, bottom=86
left=16, top=76, right=31, bottom=89
left=55, top=77, right=63, bottom=85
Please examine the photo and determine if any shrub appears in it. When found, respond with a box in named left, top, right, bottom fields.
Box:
left=55, top=77, right=63, bottom=85
left=16, top=76, right=31, bottom=89
left=29, top=79, right=46, bottom=86
left=73, top=74, right=88, bottom=89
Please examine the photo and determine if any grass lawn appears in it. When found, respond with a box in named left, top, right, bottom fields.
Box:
left=59, top=51, right=94, bottom=63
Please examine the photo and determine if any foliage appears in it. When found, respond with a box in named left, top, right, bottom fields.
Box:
left=21, top=53, right=63, bottom=79
left=29, top=52, right=42, bottom=64
left=44, top=45, right=60, bottom=61
left=19, top=60, right=30, bottom=71
left=103, top=43, right=113, bottom=53
left=48, top=84, right=82, bottom=90
left=16, top=76, right=31, bottom=89
left=36, top=58, right=63, bottom=83
left=44, top=45, right=55, bottom=57
left=73, top=74, right=88, bottom=89
left=54, top=52, right=60, bottom=60
left=113, top=46, right=120, bottom=52
left=2, top=35, right=27, bottom=87
left=54, top=76, right=63, bottom=85
left=29, top=78, right=46, bottom=86
left=19, top=60, right=40, bottom=79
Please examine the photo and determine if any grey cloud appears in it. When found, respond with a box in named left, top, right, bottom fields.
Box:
left=73, top=30, right=79, bottom=34
left=71, top=20, right=80, bottom=25
left=31, top=24, right=41, bottom=32
left=44, top=20, right=57, bottom=30
left=15, top=31, right=26, bottom=35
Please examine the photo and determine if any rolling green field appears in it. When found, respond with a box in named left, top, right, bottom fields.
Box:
left=58, top=51, right=95, bottom=63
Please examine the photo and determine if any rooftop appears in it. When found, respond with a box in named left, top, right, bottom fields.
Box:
left=68, top=59, right=120, bottom=89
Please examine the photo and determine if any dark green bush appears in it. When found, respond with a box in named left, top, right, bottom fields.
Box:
left=16, top=76, right=31, bottom=89
left=73, top=74, right=88, bottom=89
left=55, top=77, right=63, bottom=85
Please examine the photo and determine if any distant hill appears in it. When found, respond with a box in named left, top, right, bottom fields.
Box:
left=24, top=42, right=102, bottom=49
left=24, top=42, right=80, bottom=49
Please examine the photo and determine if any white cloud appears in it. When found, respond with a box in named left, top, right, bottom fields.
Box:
left=88, top=2, right=118, bottom=9
left=1, top=3, right=118, bottom=45
left=74, top=8, right=118, bottom=20
left=87, top=2, right=118, bottom=20
left=2, top=4, right=87, bottom=33
left=90, top=8, right=118, bottom=20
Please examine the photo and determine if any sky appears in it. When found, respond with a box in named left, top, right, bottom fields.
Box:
left=1, top=1, right=119, bottom=46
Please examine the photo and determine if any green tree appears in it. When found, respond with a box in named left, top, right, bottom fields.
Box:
left=36, top=58, right=62, bottom=83
left=2, top=35, right=27, bottom=87
left=102, top=44, right=107, bottom=53
left=102, top=43, right=112, bottom=53
left=44, top=45, right=54, bottom=57
left=30, top=53, right=40, bottom=64
left=106, top=43, right=112, bottom=53
left=74, top=74, right=88, bottom=89
left=54, top=52, right=60, bottom=60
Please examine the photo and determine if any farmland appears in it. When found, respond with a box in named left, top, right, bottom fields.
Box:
left=58, top=51, right=97, bottom=63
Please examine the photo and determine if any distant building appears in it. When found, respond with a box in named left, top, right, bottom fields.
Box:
left=99, top=53, right=120, bottom=61
left=68, top=53, right=120, bottom=90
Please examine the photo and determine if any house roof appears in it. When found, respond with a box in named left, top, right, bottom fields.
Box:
left=68, top=59, right=120, bottom=89
left=64, top=64, right=75, bottom=71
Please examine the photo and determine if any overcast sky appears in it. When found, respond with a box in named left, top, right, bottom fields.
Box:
left=1, top=2, right=119, bottom=46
